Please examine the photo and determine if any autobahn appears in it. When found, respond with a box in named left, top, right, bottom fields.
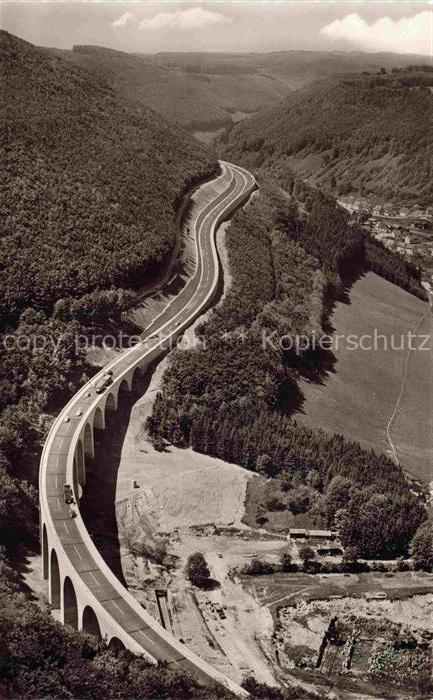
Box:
left=39, top=161, right=256, bottom=695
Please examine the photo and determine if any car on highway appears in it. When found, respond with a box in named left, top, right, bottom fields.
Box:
left=95, top=370, right=113, bottom=394
left=63, top=484, right=74, bottom=505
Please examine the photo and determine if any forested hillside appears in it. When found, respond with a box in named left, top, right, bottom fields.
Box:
left=54, top=45, right=234, bottom=130
left=148, top=187, right=427, bottom=560
left=51, top=45, right=428, bottom=132
left=218, top=67, right=432, bottom=203
left=1, top=30, right=217, bottom=326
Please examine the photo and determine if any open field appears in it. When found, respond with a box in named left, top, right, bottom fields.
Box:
left=295, top=272, right=432, bottom=483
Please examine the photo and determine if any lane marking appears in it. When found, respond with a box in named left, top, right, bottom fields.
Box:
left=134, top=628, right=157, bottom=645
left=111, top=600, right=128, bottom=616
left=73, top=545, right=83, bottom=559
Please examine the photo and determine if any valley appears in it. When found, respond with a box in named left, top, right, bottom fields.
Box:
left=51, top=44, right=429, bottom=133
left=1, top=11, right=432, bottom=700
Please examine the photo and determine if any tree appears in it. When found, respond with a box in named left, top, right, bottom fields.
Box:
left=185, top=552, right=211, bottom=588
left=280, top=552, right=293, bottom=572
left=299, top=546, right=315, bottom=563
left=410, top=521, right=433, bottom=571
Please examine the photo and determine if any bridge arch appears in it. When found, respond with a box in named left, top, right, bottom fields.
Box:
left=75, top=438, right=85, bottom=492
left=108, top=636, right=126, bottom=653
left=83, top=423, right=94, bottom=460
left=118, top=378, right=131, bottom=396
left=63, top=576, right=78, bottom=629
left=94, top=406, right=104, bottom=430
left=131, top=366, right=142, bottom=390
left=74, top=440, right=85, bottom=500
left=104, top=392, right=116, bottom=423
left=50, top=549, right=60, bottom=609
left=82, top=605, right=102, bottom=640
left=42, top=523, right=48, bottom=580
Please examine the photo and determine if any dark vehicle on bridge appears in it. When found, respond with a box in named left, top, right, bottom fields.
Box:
left=63, top=484, right=74, bottom=505
left=95, top=370, right=113, bottom=394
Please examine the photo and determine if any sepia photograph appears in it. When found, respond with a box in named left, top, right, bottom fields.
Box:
left=0, top=0, right=432, bottom=698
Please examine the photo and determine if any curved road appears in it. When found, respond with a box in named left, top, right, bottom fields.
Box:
left=39, top=161, right=256, bottom=694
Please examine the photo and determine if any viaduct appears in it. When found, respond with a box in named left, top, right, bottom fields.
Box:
left=39, top=162, right=256, bottom=695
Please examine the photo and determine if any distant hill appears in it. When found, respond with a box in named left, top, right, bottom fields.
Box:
left=0, top=31, right=216, bottom=324
left=49, top=45, right=429, bottom=132
left=218, top=67, right=432, bottom=204
left=50, top=45, right=290, bottom=131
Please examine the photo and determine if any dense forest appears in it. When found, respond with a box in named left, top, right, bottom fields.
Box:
left=148, top=187, right=427, bottom=559
left=0, top=30, right=217, bottom=327
left=218, top=67, right=433, bottom=204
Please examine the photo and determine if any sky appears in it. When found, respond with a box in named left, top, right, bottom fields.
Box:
left=1, top=1, right=431, bottom=55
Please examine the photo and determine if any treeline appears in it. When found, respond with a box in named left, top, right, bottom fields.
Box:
left=0, top=30, right=217, bottom=328
left=148, top=189, right=427, bottom=559
left=218, top=68, right=432, bottom=203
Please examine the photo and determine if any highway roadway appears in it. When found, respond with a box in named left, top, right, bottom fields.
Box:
left=39, top=161, right=256, bottom=695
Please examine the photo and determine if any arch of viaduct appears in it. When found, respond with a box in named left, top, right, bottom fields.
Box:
left=39, top=162, right=256, bottom=696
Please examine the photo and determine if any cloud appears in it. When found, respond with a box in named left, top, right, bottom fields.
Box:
left=320, top=11, right=430, bottom=55
left=112, top=12, right=135, bottom=29
left=139, top=7, right=232, bottom=32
